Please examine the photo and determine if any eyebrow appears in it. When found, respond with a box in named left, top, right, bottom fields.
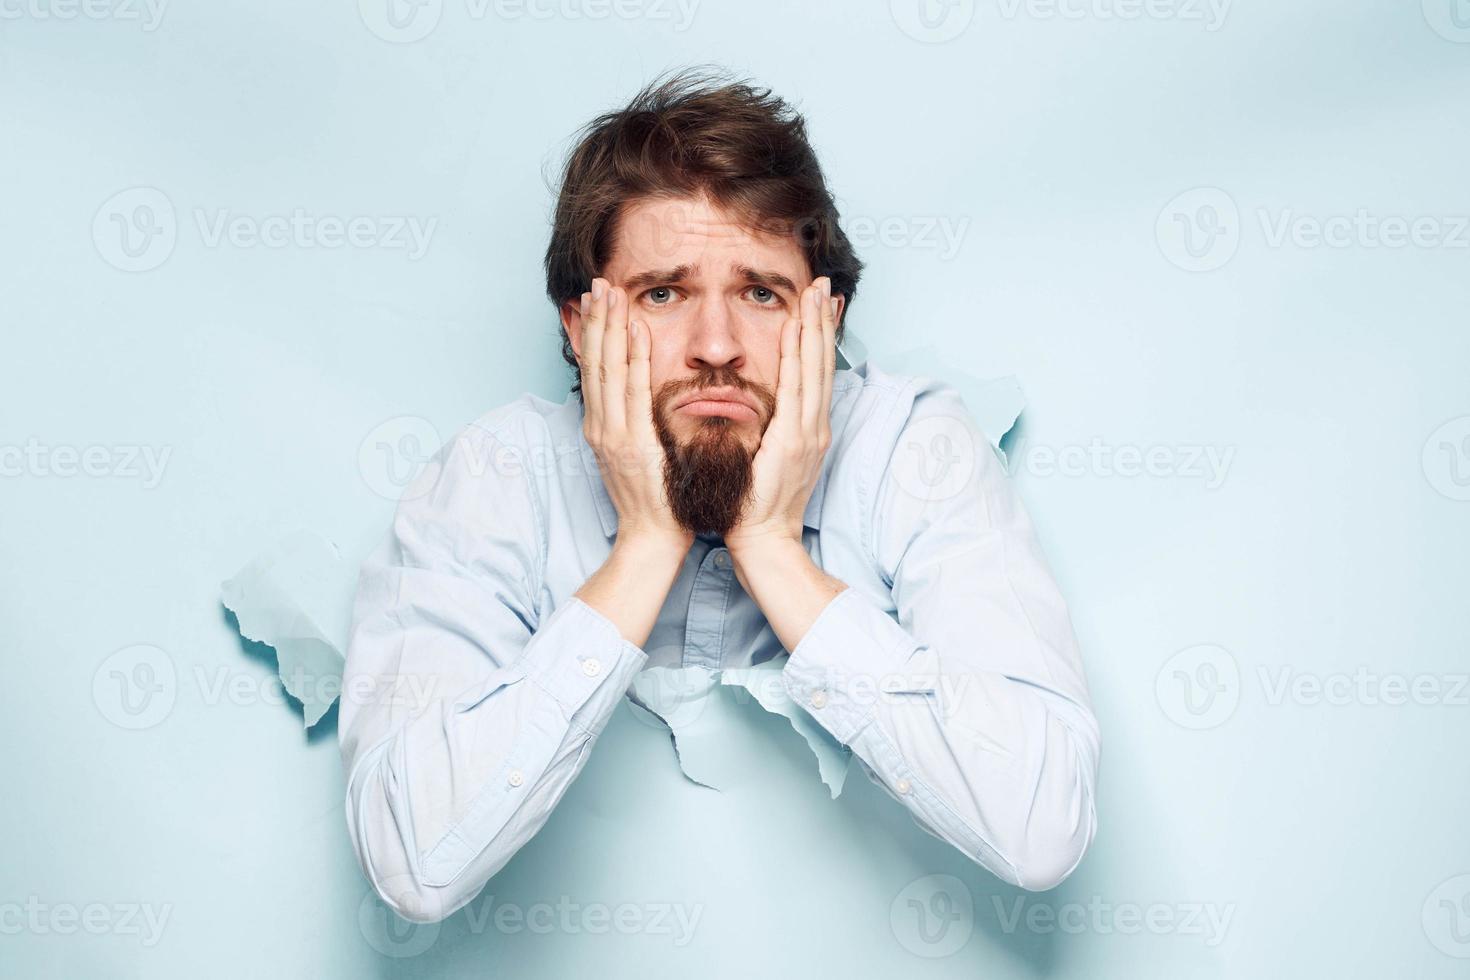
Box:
left=736, top=265, right=798, bottom=295
left=619, top=263, right=799, bottom=295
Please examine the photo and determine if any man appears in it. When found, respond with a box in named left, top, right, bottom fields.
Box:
left=339, top=70, right=1100, bottom=925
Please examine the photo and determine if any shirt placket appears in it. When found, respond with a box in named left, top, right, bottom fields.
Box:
left=681, top=544, right=734, bottom=669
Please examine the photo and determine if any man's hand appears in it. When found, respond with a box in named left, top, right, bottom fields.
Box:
left=577, top=277, right=693, bottom=557
left=573, top=277, right=693, bottom=647
left=723, top=276, right=839, bottom=557
left=724, top=276, right=849, bottom=652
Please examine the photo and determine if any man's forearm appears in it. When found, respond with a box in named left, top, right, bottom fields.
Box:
left=728, top=538, right=848, bottom=654
left=575, top=533, right=691, bottom=648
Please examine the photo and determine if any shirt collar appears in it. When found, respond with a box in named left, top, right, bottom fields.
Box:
left=571, top=396, right=829, bottom=539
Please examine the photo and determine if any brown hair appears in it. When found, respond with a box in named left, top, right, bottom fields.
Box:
left=543, top=66, right=864, bottom=402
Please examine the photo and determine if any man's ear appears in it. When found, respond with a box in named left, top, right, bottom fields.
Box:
left=559, top=299, right=584, bottom=361
left=833, top=292, right=846, bottom=327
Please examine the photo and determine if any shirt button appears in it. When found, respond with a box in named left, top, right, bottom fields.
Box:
left=713, top=551, right=730, bottom=569
left=809, top=689, right=828, bottom=709
left=582, top=658, right=601, bottom=677
left=895, top=778, right=911, bottom=795
left=508, top=770, right=524, bottom=788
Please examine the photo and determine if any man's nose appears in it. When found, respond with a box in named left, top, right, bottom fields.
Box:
left=685, top=296, right=745, bottom=372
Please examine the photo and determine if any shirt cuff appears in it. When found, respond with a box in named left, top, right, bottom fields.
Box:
left=780, top=586, right=923, bottom=745
left=521, top=596, right=648, bottom=721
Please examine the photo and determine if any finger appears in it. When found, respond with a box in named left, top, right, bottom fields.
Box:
left=773, top=315, right=802, bottom=437
left=601, top=285, right=629, bottom=431
left=818, top=278, right=836, bottom=429
left=799, top=283, right=823, bottom=433
left=624, top=317, right=660, bottom=484
left=627, top=317, right=654, bottom=431
left=582, top=279, right=608, bottom=426
left=575, top=290, right=593, bottom=417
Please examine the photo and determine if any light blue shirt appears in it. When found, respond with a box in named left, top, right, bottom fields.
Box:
left=340, top=361, right=1100, bottom=924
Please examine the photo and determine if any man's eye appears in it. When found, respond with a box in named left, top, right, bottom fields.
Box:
left=748, top=286, right=778, bottom=305
left=646, top=287, right=675, bottom=305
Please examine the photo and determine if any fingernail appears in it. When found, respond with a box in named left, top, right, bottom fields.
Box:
left=580, top=292, right=590, bottom=316
left=592, top=279, right=605, bottom=301
left=630, top=320, right=639, bottom=342
left=829, top=297, right=838, bottom=317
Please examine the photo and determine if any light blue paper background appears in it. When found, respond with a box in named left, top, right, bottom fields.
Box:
left=3, top=1, right=1468, bottom=976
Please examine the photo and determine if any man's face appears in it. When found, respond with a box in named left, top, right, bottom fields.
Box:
left=561, top=193, right=843, bottom=535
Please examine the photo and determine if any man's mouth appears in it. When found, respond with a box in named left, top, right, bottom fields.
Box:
left=675, top=388, right=759, bottom=422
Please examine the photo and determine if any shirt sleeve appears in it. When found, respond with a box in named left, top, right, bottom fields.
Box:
left=338, top=421, right=648, bottom=924
left=779, top=380, right=1100, bottom=891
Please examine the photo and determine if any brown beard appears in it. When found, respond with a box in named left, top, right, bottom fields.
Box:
left=655, top=416, right=752, bottom=537
left=652, top=373, right=774, bottom=537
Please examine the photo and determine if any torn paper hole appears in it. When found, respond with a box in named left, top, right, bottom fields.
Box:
left=628, top=661, right=854, bottom=798
left=721, top=661, right=852, bottom=797
left=625, top=666, right=723, bottom=790
left=876, top=345, right=1025, bottom=466
left=219, top=529, right=356, bottom=729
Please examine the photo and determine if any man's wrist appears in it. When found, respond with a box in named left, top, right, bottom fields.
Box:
left=727, top=532, right=806, bottom=577
left=728, top=534, right=849, bottom=653
left=612, top=529, right=693, bottom=570
left=728, top=534, right=815, bottom=604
